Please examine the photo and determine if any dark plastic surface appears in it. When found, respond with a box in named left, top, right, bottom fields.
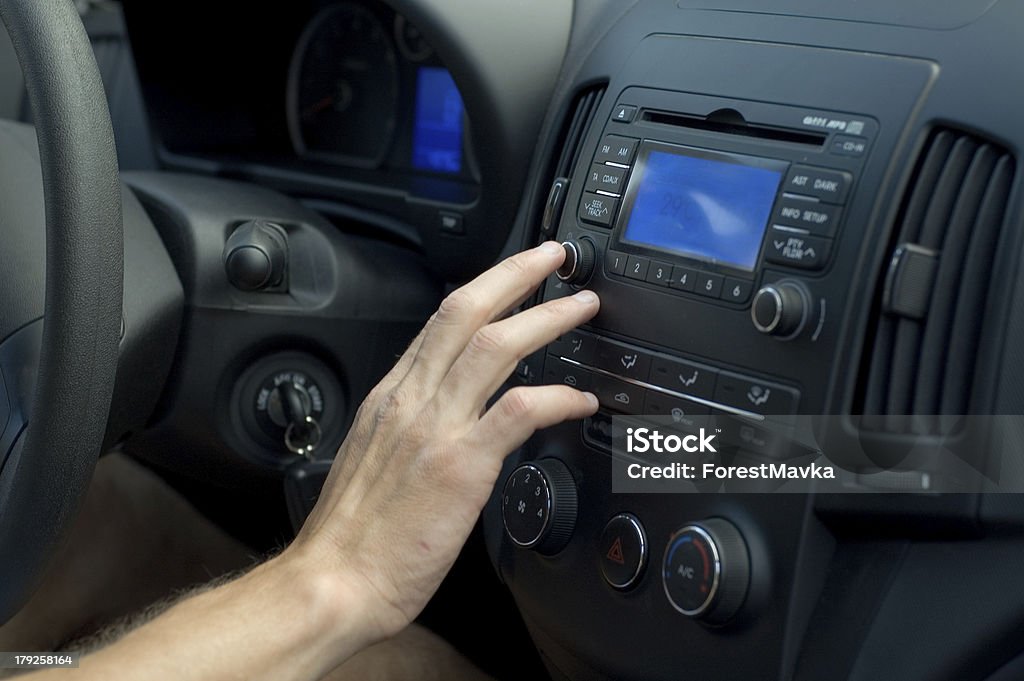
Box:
left=121, top=172, right=441, bottom=485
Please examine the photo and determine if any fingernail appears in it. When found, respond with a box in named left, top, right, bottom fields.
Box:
left=584, top=392, right=599, bottom=409
left=538, top=241, right=563, bottom=255
left=574, top=290, right=598, bottom=305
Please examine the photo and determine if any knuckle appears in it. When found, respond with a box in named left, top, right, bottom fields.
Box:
left=375, top=387, right=408, bottom=425
left=468, top=325, right=507, bottom=356
left=436, top=288, right=477, bottom=322
left=501, top=387, right=535, bottom=420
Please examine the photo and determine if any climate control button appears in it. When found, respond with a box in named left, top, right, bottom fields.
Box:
left=663, top=519, right=749, bottom=624
left=502, top=459, right=578, bottom=555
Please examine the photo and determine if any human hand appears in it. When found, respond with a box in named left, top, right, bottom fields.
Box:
left=289, top=242, right=600, bottom=643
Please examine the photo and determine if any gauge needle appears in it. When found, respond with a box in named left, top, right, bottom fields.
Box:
left=302, top=95, right=334, bottom=118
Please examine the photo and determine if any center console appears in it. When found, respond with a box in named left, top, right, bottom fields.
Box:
left=482, top=10, right=955, bottom=680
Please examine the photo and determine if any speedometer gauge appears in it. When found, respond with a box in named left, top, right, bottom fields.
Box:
left=287, top=3, right=399, bottom=165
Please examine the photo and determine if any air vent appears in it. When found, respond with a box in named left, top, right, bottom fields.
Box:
left=532, top=84, right=606, bottom=241
left=858, top=128, right=1015, bottom=433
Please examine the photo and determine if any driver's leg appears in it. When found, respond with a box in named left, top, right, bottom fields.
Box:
left=0, top=453, right=494, bottom=681
left=0, top=452, right=254, bottom=652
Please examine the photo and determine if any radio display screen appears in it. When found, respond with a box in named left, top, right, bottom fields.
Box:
left=619, top=143, right=787, bottom=271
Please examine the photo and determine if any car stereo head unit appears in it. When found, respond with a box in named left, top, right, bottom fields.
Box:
left=573, top=88, right=876, bottom=306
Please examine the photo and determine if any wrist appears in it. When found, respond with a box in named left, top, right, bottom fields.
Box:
left=262, top=547, right=381, bottom=670
left=270, top=541, right=401, bottom=661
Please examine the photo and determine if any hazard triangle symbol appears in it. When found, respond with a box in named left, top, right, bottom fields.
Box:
left=606, top=536, right=625, bottom=565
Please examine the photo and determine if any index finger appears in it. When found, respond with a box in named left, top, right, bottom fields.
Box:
left=401, top=242, right=566, bottom=391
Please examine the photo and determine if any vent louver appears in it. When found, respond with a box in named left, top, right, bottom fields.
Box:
left=859, top=128, right=1015, bottom=433
left=531, top=84, right=605, bottom=241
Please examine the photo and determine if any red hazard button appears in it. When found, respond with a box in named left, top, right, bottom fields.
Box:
left=599, top=513, right=647, bottom=590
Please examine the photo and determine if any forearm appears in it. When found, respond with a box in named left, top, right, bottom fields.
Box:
left=29, top=551, right=371, bottom=681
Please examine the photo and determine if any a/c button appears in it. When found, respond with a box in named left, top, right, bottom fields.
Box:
left=599, top=513, right=647, bottom=590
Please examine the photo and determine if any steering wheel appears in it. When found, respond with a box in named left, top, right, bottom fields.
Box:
left=0, top=0, right=122, bottom=622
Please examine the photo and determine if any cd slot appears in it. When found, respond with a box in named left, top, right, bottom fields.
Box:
left=642, top=110, right=826, bottom=147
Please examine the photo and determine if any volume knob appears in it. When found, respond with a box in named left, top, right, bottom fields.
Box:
left=556, top=238, right=596, bottom=287
left=751, top=281, right=810, bottom=338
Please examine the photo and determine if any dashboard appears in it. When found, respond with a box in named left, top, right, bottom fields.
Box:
left=94, top=0, right=1024, bottom=680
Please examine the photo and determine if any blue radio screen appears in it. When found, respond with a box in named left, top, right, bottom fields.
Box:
left=412, top=67, right=464, bottom=174
left=621, top=147, right=784, bottom=270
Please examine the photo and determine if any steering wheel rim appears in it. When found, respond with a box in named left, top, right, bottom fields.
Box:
left=0, top=0, right=122, bottom=622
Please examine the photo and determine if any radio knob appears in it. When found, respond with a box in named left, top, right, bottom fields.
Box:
left=556, top=238, right=596, bottom=287
left=751, top=281, right=810, bottom=338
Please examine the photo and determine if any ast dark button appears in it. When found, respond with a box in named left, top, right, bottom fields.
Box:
left=643, top=391, right=711, bottom=430
left=599, top=514, right=647, bottom=590
left=773, top=197, right=842, bottom=236
left=713, top=371, right=799, bottom=420
left=592, top=375, right=645, bottom=414
left=765, top=228, right=832, bottom=269
left=694, top=272, right=723, bottom=298
left=624, top=256, right=650, bottom=281
left=722, top=278, right=753, bottom=304
left=783, top=166, right=852, bottom=203
left=578, top=192, right=619, bottom=227
left=669, top=266, right=696, bottom=291
left=830, top=135, right=868, bottom=157
left=594, top=135, right=639, bottom=166
left=549, top=330, right=597, bottom=364
left=646, top=261, right=673, bottom=286
left=584, top=163, right=627, bottom=196
left=648, top=356, right=717, bottom=400
left=595, top=339, right=651, bottom=381
left=606, top=251, right=628, bottom=276
left=543, top=356, right=592, bottom=392
left=610, top=105, right=638, bottom=124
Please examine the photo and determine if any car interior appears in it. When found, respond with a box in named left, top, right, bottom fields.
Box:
left=3, top=1, right=1024, bottom=679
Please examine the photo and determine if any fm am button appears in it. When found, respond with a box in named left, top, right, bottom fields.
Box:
left=599, top=514, right=647, bottom=590
left=784, top=166, right=852, bottom=204
left=594, top=135, right=639, bottom=166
